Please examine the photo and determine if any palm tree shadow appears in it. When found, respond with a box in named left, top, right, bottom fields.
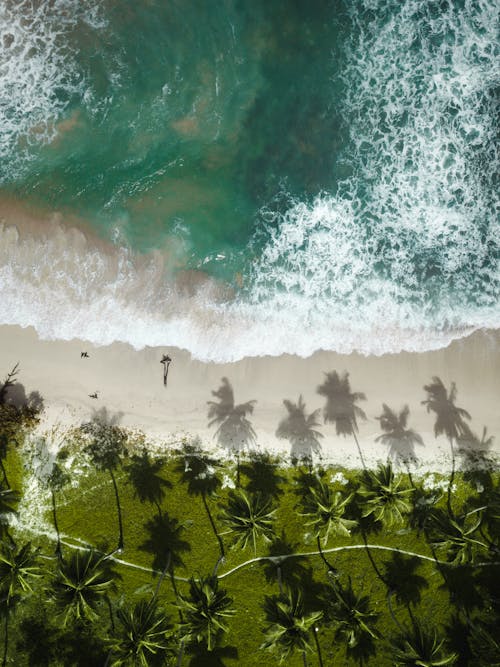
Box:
left=261, top=531, right=310, bottom=591
left=275, top=395, right=323, bottom=462
left=239, top=452, right=286, bottom=499
left=16, top=616, right=59, bottom=666
left=207, top=378, right=257, bottom=454
left=456, top=424, right=494, bottom=474
left=89, top=405, right=124, bottom=427
left=0, top=364, right=44, bottom=412
left=126, top=448, right=172, bottom=515
left=56, top=626, right=108, bottom=666
left=186, top=643, right=239, bottom=666
left=139, top=511, right=191, bottom=577
left=317, top=370, right=367, bottom=468
left=383, top=552, right=429, bottom=607
left=346, top=633, right=378, bottom=665
left=438, top=565, right=483, bottom=614
left=375, top=404, right=423, bottom=473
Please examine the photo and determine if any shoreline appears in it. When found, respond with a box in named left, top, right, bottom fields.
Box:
left=1, top=324, right=498, bottom=472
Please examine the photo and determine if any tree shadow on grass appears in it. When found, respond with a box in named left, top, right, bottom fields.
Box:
left=239, top=452, right=286, bottom=499
left=16, top=616, right=59, bottom=667
left=56, top=626, right=108, bottom=667
left=439, top=565, right=483, bottom=615
left=126, top=448, right=172, bottom=516
left=383, top=553, right=429, bottom=607
left=185, top=643, right=239, bottom=666
left=140, top=511, right=191, bottom=582
left=261, top=530, right=310, bottom=592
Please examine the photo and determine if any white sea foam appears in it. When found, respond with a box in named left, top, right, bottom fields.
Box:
left=245, top=0, right=499, bottom=356
left=0, top=0, right=498, bottom=361
left=0, top=0, right=105, bottom=180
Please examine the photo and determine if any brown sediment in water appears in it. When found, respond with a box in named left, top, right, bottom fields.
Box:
left=0, top=192, right=233, bottom=302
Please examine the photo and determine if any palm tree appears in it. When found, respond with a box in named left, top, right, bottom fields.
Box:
left=261, top=587, right=323, bottom=667
left=425, top=508, right=488, bottom=566
left=219, top=489, right=276, bottom=555
left=391, top=619, right=458, bottom=666
left=207, top=377, right=257, bottom=455
left=126, top=448, right=172, bottom=517
left=0, top=541, right=41, bottom=667
left=174, top=443, right=224, bottom=561
left=0, top=365, right=24, bottom=487
left=357, top=462, right=412, bottom=529
left=298, top=479, right=356, bottom=575
left=0, top=483, right=19, bottom=545
left=81, top=411, right=128, bottom=551
left=375, top=404, right=423, bottom=486
left=106, top=598, right=173, bottom=666
left=422, top=377, right=471, bottom=515
left=177, top=575, right=235, bottom=653
left=275, top=395, right=323, bottom=462
left=356, top=463, right=412, bottom=586
left=317, top=371, right=367, bottom=469
left=140, top=512, right=190, bottom=601
left=0, top=366, right=43, bottom=487
left=47, top=452, right=71, bottom=559
left=49, top=548, right=118, bottom=628
left=326, top=577, right=379, bottom=665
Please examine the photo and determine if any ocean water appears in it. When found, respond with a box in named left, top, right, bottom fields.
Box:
left=0, top=0, right=498, bottom=361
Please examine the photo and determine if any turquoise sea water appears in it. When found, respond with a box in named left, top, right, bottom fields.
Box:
left=0, top=0, right=498, bottom=360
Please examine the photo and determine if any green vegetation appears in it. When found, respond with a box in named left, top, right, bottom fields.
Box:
left=0, top=365, right=499, bottom=666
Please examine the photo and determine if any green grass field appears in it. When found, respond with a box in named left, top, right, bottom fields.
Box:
left=2, top=424, right=498, bottom=666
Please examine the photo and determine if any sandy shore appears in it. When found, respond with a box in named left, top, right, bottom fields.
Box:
left=0, top=324, right=498, bottom=472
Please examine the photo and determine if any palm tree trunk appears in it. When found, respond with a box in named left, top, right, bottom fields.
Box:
left=312, top=626, right=324, bottom=667
left=277, top=565, right=283, bottom=594
left=153, top=552, right=171, bottom=599
left=316, top=535, right=337, bottom=575
left=0, top=459, right=9, bottom=488
left=447, top=437, right=455, bottom=517
left=176, top=640, right=185, bottom=667
left=202, top=493, right=225, bottom=559
left=387, top=591, right=404, bottom=632
left=361, top=530, right=386, bottom=586
left=170, top=571, right=184, bottom=622
left=106, top=595, right=115, bottom=632
left=109, top=469, right=124, bottom=551
left=352, top=432, right=367, bottom=470
left=51, top=489, right=62, bottom=559
left=2, top=612, right=8, bottom=667
left=404, top=462, right=415, bottom=490
left=155, top=501, right=163, bottom=519
left=302, top=651, right=308, bottom=667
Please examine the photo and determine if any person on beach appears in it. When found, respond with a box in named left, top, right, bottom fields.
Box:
left=160, top=354, right=172, bottom=387
left=81, top=352, right=89, bottom=358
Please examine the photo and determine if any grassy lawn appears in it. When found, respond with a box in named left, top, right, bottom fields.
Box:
left=3, top=427, right=497, bottom=666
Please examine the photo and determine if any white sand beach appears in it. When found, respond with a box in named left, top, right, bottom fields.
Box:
left=1, top=324, right=498, bottom=472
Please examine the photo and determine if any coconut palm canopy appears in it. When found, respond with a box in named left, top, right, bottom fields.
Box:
left=261, top=588, right=322, bottom=663
left=219, top=488, right=276, bottom=554
left=358, top=463, right=412, bottom=529
left=177, top=575, right=235, bottom=652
